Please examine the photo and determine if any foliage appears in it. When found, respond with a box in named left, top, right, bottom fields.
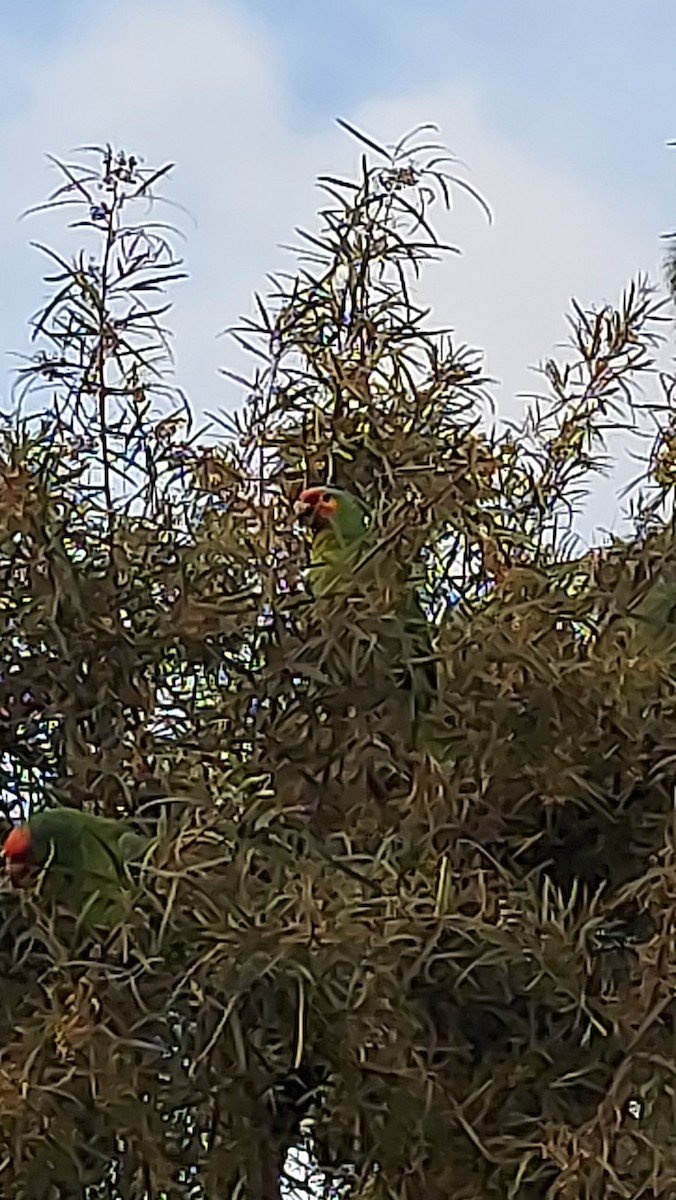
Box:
left=0, top=127, right=675, bottom=1199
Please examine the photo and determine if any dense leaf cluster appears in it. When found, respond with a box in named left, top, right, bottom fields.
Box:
left=0, top=129, right=675, bottom=1199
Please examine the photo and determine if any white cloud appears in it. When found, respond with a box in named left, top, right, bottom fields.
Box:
left=0, top=0, right=319, bottom=414
left=0, top=0, right=669, bottom=536
left=354, top=86, right=672, bottom=538
left=356, top=85, right=664, bottom=405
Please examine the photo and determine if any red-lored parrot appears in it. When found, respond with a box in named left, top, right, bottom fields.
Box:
left=295, top=485, right=371, bottom=598
left=295, top=484, right=437, bottom=714
left=3, top=807, right=150, bottom=927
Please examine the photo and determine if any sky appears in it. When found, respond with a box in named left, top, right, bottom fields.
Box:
left=0, top=0, right=675, bottom=539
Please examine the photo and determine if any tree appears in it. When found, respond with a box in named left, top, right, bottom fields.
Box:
left=0, top=124, right=674, bottom=1199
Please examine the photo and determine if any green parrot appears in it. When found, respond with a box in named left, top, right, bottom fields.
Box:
left=2, top=807, right=151, bottom=927
left=295, top=485, right=437, bottom=711
left=295, top=485, right=371, bottom=597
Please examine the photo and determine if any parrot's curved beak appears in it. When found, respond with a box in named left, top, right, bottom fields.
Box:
left=294, top=492, right=321, bottom=528
left=3, top=827, right=35, bottom=888
left=294, top=497, right=313, bottom=519
left=4, top=856, right=33, bottom=888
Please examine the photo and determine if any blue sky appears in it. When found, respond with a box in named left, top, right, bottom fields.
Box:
left=2, top=0, right=675, bottom=201
left=0, top=0, right=674, bottom=537
left=3, top=0, right=674, bottom=192
left=252, top=0, right=676, bottom=202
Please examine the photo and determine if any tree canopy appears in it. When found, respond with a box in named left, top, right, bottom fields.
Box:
left=0, top=126, right=675, bottom=1199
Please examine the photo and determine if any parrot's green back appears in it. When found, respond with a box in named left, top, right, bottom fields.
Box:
left=27, top=809, right=151, bottom=927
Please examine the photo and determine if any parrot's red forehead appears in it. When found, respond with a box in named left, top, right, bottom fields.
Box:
left=297, top=487, right=339, bottom=518
left=3, top=825, right=32, bottom=860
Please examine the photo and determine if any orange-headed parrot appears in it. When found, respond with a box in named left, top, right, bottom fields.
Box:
left=295, top=484, right=437, bottom=710
left=3, top=807, right=150, bottom=927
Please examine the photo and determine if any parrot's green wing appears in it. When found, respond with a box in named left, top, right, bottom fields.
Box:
left=118, top=829, right=153, bottom=862
left=29, top=809, right=152, bottom=928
